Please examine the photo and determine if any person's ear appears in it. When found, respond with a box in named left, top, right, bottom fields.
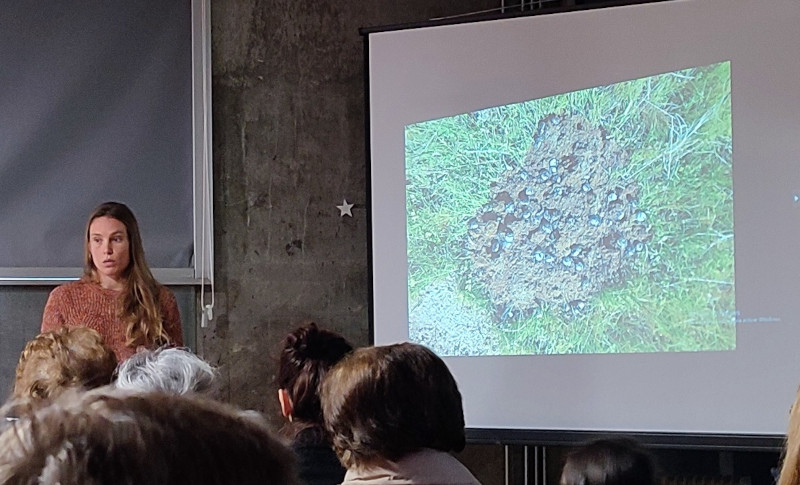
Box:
left=278, top=388, right=293, bottom=419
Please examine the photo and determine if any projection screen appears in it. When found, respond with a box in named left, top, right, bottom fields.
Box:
left=366, top=0, right=800, bottom=439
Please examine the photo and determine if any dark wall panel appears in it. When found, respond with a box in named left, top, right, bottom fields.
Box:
left=0, top=1, right=193, bottom=271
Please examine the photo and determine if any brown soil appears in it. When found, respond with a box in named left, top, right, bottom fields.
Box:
left=465, top=113, right=652, bottom=323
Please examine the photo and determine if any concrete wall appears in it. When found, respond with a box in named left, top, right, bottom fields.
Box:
left=203, top=1, right=502, bottom=482
left=204, top=0, right=497, bottom=419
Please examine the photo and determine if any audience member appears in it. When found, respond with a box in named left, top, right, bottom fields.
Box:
left=276, top=322, right=353, bottom=485
left=321, top=342, right=481, bottom=485
left=10, top=326, right=117, bottom=402
left=778, top=389, right=800, bottom=485
left=115, top=346, right=216, bottom=396
left=560, top=438, right=657, bottom=485
left=0, top=387, right=299, bottom=485
left=41, top=201, right=183, bottom=362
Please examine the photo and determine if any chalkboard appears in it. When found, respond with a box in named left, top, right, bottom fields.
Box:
left=0, top=0, right=211, bottom=283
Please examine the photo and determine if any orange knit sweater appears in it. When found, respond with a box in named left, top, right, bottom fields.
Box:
left=41, top=280, right=183, bottom=362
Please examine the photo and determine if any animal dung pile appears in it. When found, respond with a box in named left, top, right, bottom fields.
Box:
left=465, top=114, right=652, bottom=324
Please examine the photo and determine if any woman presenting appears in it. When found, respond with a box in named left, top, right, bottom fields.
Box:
left=42, top=202, right=183, bottom=361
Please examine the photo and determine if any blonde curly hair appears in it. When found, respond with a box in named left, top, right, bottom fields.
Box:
left=12, top=326, right=117, bottom=401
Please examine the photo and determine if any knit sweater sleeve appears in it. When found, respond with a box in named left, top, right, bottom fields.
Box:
left=41, top=286, right=68, bottom=332
left=160, top=287, right=184, bottom=347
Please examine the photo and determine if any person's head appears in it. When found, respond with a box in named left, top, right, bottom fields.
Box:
left=321, top=342, right=466, bottom=469
left=115, top=346, right=216, bottom=396
left=0, top=388, right=299, bottom=485
left=12, top=326, right=117, bottom=402
left=82, top=201, right=168, bottom=348
left=84, top=201, right=148, bottom=285
left=779, top=388, right=800, bottom=485
left=560, top=438, right=657, bottom=485
left=276, top=322, right=353, bottom=431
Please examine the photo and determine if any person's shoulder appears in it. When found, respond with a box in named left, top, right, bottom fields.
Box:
left=397, top=449, right=482, bottom=485
left=49, top=280, right=92, bottom=299
left=51, top=280, right=84, bottom=292
left=157, top=285, right=177, bottom=302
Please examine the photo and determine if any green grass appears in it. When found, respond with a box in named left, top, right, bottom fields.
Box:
left=405, top=62, right=734, bottom=355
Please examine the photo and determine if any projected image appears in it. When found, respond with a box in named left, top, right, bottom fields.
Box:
left=405, top=62, right=734, bottom=357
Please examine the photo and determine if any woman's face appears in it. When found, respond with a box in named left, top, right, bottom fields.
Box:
left=88, top=216, right=131, bottom=285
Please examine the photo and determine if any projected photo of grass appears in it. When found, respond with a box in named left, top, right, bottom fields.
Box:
left=405, top=61, right=734, bottom=357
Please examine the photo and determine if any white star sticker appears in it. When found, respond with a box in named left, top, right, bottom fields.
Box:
left=337, top=199, right=354, bottom=217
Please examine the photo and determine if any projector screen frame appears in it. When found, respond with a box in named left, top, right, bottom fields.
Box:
left=358, top=0, right=674, bottom=37
left=362, top=0, right=798, bottom=447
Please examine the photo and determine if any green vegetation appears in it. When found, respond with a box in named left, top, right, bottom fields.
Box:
left=405, top=62, right=734, bottom=355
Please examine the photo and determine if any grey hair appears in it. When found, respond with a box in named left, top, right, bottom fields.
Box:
left=115, top=347, right=216, bottom=396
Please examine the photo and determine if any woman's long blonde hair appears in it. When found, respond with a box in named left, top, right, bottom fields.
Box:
left=779, top=388, right=800, bottom=485
left=83, top=202, right=170, bottom=348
